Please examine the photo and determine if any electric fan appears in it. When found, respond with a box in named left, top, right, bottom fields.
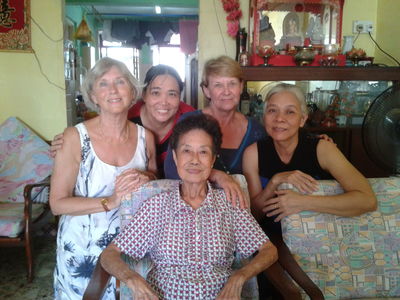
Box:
left=362, top=84, right=400, bottom=175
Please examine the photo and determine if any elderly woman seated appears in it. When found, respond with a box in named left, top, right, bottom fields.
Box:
left=100, top=114, right=277, bottom=299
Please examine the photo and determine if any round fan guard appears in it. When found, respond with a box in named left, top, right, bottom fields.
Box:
left=362, top=84, right=400, bottom=175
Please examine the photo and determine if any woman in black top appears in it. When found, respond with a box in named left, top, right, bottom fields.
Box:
left=243, top=83, right=377, bottom=299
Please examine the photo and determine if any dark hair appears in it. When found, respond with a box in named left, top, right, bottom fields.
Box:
left=170, top=114, right=222, bottom=155
left=143, top=64, right=184, bottom=94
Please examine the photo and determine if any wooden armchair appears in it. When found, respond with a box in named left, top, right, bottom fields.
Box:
left=83, top=176, right=254, bottom=299
left=83, top=253, right=120, bottom=300
left=0, top=117, right=53, bottom=282
left=0, top=177, right=51, bottom=282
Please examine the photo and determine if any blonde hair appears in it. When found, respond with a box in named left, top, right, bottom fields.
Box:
left=200, top=55, right=243, bottom=88
left=81, top=57, right=140, bottom=112
left=264, top=83, right=308, bottom=116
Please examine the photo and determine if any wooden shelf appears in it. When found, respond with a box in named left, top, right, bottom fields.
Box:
left=242, top=66, right=400, bottom=81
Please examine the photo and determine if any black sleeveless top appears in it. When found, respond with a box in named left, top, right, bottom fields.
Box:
left=257, top=131, right=333, bottom=236
left=257, top=131, right=333, bottom=183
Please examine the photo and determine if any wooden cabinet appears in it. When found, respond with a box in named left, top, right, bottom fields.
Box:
left=242, top=66, right=400, bottom=177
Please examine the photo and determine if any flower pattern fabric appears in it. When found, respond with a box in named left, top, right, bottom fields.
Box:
left=281, top=177, right=400, bottom=299
left=113, top=181, right=268, bottom=299
left=0, top=117, right=53, bottom=237
left=54, top=123, right=148, bottom=300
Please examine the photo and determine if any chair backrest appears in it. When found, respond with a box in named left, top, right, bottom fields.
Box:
left=281, top=177, right=400, bottom=299
left=0, top=117, right=53, bottom=203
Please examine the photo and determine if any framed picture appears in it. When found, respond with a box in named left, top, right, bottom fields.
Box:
left=0, top=0, right=32, bottom=52
left=249, top=0, right=344, bottom=54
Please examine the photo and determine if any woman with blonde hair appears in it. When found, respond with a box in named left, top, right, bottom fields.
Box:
left=164, top=56, right=266, bottom=190
left=50, top=57, right=157, bottom=299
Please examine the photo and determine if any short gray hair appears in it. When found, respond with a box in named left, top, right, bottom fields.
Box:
left=81, top=57, right=140, bottom=112
left=264, top=83, right=308, bottom=116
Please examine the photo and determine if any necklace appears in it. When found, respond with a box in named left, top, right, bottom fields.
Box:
left=98, top=120, right=130, bottom=143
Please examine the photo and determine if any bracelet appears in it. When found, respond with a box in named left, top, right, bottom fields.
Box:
left=100, top=198, right=110, bottom=212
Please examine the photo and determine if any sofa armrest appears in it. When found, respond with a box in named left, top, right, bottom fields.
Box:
left=281, top=177, right=400, bottom=299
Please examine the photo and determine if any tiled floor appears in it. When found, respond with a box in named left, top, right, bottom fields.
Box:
left=0, top=235, right=56, bottom=299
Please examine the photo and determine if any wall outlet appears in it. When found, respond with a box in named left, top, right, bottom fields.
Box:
left=353, top=20, right=373, bottom=33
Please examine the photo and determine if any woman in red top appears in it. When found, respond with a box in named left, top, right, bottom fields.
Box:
left=127, top=65, right=194, bottom=176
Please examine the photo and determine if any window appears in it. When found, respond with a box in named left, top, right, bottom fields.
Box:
left=100, top=37, right=140, bottom=80
left=151, top=34, right=186, bottom=81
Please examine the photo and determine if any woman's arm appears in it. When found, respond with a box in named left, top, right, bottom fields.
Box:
left=208, top=169, right=247, bottom=209
left=216, top=241, right=278, bottom=300
left=49, top=127, right=144, bottom=216
left=242, top=143, right=269, bottom=221
left=264, top=139, right=377, bottom=221
left=50, top=127, right=109, bottom=216
left=101, top=243, right=158, bottom=299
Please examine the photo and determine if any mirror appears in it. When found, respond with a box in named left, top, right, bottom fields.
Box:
left=249, top=0, right=344, bottom=54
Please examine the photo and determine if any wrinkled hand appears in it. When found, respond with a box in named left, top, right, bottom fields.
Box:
left=111, top=169, right=153, bottom=208
left=263, top=189, right=304, bottom=222
left=50, top=133, right=64, bottom=158
left=272, top=170, right=318, bottom=194
left=126, top=275, right=159, bottom=300
left=215, top=171, right=247, bottom=209
left=216, top=274, right=243, bottom=300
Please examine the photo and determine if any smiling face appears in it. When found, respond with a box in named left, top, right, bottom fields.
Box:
left=90, top=66, right=135, bottom=114
left=202, top=75, right=243, bottom=112
left=143, top=74, right=181, bottom=124
left=173, top=129, right=216, bottom=185
left=264, top=91, right=307, bottom=142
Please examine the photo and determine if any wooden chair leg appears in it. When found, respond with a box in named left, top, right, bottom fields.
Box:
left=25, top=227, right=33, bottom=283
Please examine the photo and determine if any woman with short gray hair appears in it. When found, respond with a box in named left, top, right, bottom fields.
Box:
left=243, top=82, right=376, bottom=299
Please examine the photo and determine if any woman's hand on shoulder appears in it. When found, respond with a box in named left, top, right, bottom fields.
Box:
left=50, top=132, right=64, bottom=158
left=111, top=168, right=156, bottom=208
left=270, top=170, right=318, bottom=194
left=210, top=170, right=247, bottom=209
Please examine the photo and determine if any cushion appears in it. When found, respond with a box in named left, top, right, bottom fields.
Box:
left=281, top=177, right=400, bottom=299
left=0, top=117, right=53, bottom=203
left=0, top=202, right=47, bottom=237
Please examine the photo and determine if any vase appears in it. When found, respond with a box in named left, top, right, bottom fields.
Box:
left=342, top=36, right=354, bottom=54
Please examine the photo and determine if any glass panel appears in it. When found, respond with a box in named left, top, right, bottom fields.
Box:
left=246, top=80, right=391, bottom=126
left=250, top=0, right=343, bottom=53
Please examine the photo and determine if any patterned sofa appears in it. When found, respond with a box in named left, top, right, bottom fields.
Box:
left=281, top=177, right=400, bottom=300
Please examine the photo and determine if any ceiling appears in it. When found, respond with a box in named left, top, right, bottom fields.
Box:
left=66, top=0, right=199, bottom=18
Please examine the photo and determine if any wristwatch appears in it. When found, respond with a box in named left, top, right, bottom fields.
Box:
left=100, top=198, right=110, bottom=212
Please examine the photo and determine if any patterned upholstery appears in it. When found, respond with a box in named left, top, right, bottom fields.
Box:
left=281, top=177, right=400, bottom=299
left=118, top=175, right=257, bottom=300
left=0, top=117, right=53, bottom=237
